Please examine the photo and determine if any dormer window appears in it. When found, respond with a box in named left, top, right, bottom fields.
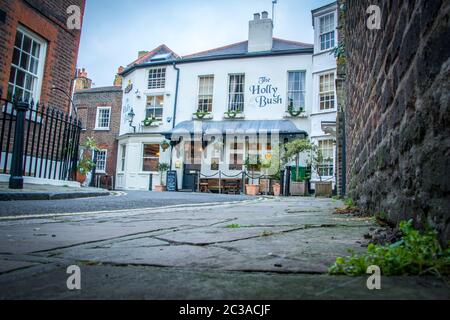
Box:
left=148, top=67, right=166, bottom=89
left=319, top=13, right=335, bottom=51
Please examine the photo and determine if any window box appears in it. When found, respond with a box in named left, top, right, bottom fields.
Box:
left=223, top=110, right=245, bottom=119
left=142, top=117, right=163, bottom=127
left=192, top=111, right=213, bottom=120
left=284, top=109, right=308, bottom=119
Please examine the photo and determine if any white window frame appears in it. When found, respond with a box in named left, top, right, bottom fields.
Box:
left=197, top=75, right=214, bottom=113
left=95, top=106, right=111, bottom=130
left=120, top=144, right=126, bottom=172
left=93, top=149, right=107, bottom=174
left=318, top=72, right=336, bottom=112
left=145, top=95, right=164, bottom=120
left=8, top=25, right=47, bottom=105
left=286, top=70, right=306, bottom=112
left=318, top=13, right=335, bottom=52
left=142, top=143, right=160, bottom=172
left=227, top=74, right=245, bottom=112
left=317, top=139, right=334, bottom=177
left=147, top=67, right=166, bottom=89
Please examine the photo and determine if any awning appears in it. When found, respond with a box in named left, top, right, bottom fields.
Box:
left=166, top=120, right=308, bottom=137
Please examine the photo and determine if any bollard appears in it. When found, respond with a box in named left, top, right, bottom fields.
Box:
left=9, top=100, right=30, bottom=189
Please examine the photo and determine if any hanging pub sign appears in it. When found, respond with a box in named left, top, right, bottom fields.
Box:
left=249, top=76, right=282, bottom=108
left=124, top=80, right=133, bottom=94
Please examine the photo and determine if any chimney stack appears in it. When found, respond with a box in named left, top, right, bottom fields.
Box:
left=248, top=11, right=273, bottom=53
left=74, top=68, right=92, bottom=91
left=114, top=66, right=125, bottom=87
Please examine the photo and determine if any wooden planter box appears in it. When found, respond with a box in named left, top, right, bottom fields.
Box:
left=315, top=181, right=332, bottom=197
left=290, top=181, right=308, bottom=196
left=245, top=184, right=259, bottom=196
left=154, top=185, right=167, bottom=192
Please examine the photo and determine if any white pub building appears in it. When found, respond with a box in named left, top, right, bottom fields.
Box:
left=116, top=2, right=338, bottom=193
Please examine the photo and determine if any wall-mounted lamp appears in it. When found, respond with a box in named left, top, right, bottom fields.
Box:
left=128, top=108, right=136, bottom=133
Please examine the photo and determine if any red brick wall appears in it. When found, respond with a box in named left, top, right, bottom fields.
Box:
left=0, top=0, right=86, bottom=112
left=74, top=88, right=123, bottom=188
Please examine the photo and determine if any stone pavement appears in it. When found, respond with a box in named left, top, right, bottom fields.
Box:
left=0, top=197, right=448, bottom=299
left=0, top=182, right=110, bottom=201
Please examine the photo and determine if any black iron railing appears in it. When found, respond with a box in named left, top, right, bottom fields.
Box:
left=0, top=97, right=82, bottom=187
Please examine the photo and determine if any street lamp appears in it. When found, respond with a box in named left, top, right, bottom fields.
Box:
left=128, top=108, right=136, bottom=133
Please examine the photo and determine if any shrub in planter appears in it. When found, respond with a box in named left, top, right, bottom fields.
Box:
left=76, top=137, right=98, bottom=184
left=244, top=155, right=261, bottom=195
left=155, top=162, right=169, bottom=192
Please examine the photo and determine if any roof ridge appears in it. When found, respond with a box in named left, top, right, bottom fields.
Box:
left=129, top=44, right=179, bottom=66
left=183, top=40, right=248, bottom=58
left=273, top=37, right=313, bottom=47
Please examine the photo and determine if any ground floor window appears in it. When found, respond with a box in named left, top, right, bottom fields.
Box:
left=142, top=144, right=160, bottom=171
left=229, top=138, right=243, bottom=170
left=94, top=149, right=107, bottom=173
left=120, top=145, right=126, bottom=171
left=318, top=140, right=334, bottom=177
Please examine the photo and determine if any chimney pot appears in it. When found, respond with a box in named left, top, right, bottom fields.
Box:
left=261, top=11, right=269, bottom=19
left=253, top=13, right=260, bottom=20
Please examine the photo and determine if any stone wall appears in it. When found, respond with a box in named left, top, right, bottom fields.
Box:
left=344, top=0, right=450, bottom=243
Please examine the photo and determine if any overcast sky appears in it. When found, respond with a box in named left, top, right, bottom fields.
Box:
left=77, top=0, right=333, bottom=87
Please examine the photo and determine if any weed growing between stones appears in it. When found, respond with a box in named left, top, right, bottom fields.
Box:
left=225, top=224, right=241, bottom=228
left=329, top=220, right=450, bottom=276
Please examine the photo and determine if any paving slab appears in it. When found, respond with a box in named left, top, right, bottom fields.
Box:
left=0, top=196, right=448, bottom=299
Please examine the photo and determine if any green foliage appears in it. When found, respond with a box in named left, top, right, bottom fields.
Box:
left=77, top=158, right=95, bottom=175
left=225, top=109, right=242, bottom=118
left=193, top=110, right=210, bottom=119
left=143, top=117, right=156, bottom=127
left=82, top=137, right=98, bottom=150
left=287, top=103, right=304, bottom=117
left=226, top=224, right=241, bottom=229
left=329, top=220, right=450, bottom=276
left=344, top=198, right=355, bottom=207
left=157, top=162, right=170, bottom=186
left=77, top=137, right=98, bottom=175
left=245, top=155, right=262, bottom=172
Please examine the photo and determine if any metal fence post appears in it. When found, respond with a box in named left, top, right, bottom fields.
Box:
left=9, top=100, right=30, bottom=189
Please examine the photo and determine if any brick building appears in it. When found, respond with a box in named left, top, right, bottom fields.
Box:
left=74, top=69, right=123, bottom=189
left=0, top=0, right=85, bottom=111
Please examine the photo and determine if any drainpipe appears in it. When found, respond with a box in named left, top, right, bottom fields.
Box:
left=169, top=61, right=181, bottom=171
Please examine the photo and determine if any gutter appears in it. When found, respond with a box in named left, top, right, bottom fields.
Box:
left=120, top=48, right=314, bottom=77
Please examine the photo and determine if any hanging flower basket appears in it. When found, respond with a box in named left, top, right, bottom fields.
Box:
left=160, top=140, right=170, bottom=151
